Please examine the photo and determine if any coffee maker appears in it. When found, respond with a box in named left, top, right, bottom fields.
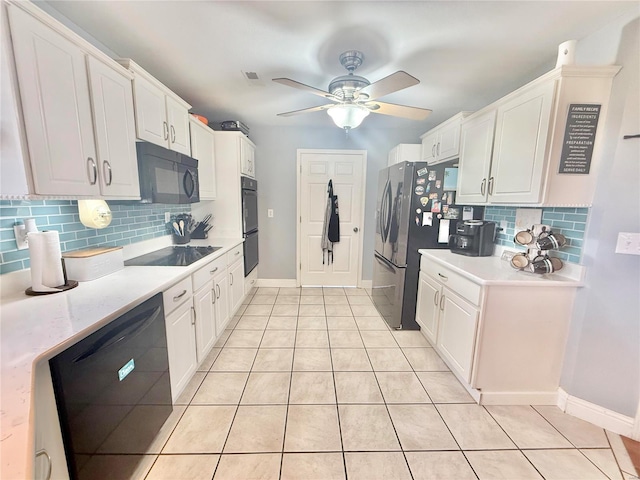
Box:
left=449, top=220, right=497, bottom=256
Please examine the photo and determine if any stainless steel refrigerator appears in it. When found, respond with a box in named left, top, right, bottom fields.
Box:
left=372, top=160, right=482, bottom=330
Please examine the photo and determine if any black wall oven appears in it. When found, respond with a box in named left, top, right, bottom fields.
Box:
left=241, top=176, right=259, bottom=275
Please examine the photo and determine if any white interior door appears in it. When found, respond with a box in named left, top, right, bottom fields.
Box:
left=298, top=149, right=366, bottom=287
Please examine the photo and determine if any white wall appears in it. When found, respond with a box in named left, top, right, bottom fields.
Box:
left=250, top=125, right=426, bottom=281
left=560, top=13, right=640, bottom=418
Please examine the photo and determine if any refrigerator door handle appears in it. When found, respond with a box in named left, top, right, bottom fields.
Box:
left=374, top=252, right=396, bottom=273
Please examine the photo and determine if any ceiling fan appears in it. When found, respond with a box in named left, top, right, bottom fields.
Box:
left=273, top=50, right=432, bottom=130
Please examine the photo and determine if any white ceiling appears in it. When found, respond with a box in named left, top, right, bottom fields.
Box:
left=43, top=0, right=636, bottom=132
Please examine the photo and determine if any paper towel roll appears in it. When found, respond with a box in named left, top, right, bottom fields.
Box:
left=28, top=231, right=64, bottom=292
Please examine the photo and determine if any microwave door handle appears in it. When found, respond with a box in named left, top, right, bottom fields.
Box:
left=71, top=305, right=163, bottom=363
left=184, top=170, right=196, bottom=199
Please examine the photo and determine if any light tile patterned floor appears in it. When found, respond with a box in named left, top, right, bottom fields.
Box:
left=100, top=287, right=635, bottom=479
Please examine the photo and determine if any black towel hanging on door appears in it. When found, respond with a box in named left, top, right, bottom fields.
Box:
left=322, top=179, right=340, bottom=264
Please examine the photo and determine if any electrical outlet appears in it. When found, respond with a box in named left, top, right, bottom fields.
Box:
left=267, top=209, right=274, bottom=218
left=165, top=212, right=171, bottom=223
left=615, top=232, right=640, bottom=255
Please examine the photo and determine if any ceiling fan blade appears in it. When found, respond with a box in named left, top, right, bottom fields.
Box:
left=367, top=101, right=432, bottom=120
left=358, top=71, right=420, bottom=100
left=276, top=103, right=335, bottom=117
left=273, top=78, right=336, bottom=100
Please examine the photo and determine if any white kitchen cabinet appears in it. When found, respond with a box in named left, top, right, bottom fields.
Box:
left=420, top=112, right=472, bottom=164
left=87, top=56, right=140, bottom=197
left=213, top=268, right=231, bottom=334
left=457, top=66, right=619, bottom=206
left=456, top=110, right=497, bottom=204
left=212, top=132, right=257, bottom=237
left=193, top=284, right=216, bottom=362
left=437, top=287, right=479, bottom=383
left=189, top=117, right=217, bottom=199
left=240, top=135, right=256, bottom=178
left=415, top=271, right=440, bottom=345
left=387, top=144, right=421, bottom=166
left=118, top=59, right=192, bottom=155
left=418, top=251, right=578, bottom=405
left=34, top=362, right=69, bottom=480
left=163, top=277, right=197, bottom=401
left=6, top=2, right=140, bottom=199
left=8, top=4, right=99, bottom=197
left=228, top=257, right=245, bottom=315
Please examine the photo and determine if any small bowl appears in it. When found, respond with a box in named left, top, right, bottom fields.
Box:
left=191, top=114, right=208, bottom=125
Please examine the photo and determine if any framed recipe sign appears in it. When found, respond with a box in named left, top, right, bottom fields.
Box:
left=558, top=103, right=601, bottom=174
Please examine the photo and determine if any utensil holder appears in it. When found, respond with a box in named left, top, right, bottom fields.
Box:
left=173, top=232, right=190, bottom=245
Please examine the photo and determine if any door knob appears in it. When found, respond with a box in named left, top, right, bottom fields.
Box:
left=353, top=227, right=359, bottom=233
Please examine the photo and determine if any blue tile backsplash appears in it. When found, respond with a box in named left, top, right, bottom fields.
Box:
left=484, top=206, right=588, bottom=264
left=0, top=200, right=190, bottom=274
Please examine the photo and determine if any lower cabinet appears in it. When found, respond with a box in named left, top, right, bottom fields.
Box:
left=165, top=300, right=197, bottom=402
left=34, top=362, right=69, bottom=479
left=228, top=257, right=245, bottom=315
left=213, top=267, right=230, bottom=335
left=193, top=283, right=216, bottom=362
left=436, top=287, right=479, bottom=383
left=416, top=254, right=576, bottom=404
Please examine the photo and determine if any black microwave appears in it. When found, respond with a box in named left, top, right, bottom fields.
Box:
left=136, top=142, right=199, bottom=204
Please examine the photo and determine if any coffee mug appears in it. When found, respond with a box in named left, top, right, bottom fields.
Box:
left=514, top=230, right=534, bottom=246
left=536, top=233, right=567, bottom=250
left=510, top=252, right=530, bottom=269
left=529, top=255, right=563, bottom=274
left=532, top=224, right=551, bottom=238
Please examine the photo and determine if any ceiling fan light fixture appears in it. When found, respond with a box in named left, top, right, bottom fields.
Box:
left=327, top=104, right=370, bottom=130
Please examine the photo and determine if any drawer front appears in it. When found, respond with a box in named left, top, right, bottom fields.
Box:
left=422, top=259, right=482, bottom=306
left=163, top=277, right=193, bottom=313
left=226, top=244, right=243, bottom=266
left=192, top=255, right=226, bottom=292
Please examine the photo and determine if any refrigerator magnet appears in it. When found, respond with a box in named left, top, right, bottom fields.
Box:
left=431, top=201, right=442, bottom=213
left=435, top=180, right=442, bottom=189
left=417, top=167, right=428, bottom=177
left=415, top=216, right=421, bottom=225
left=444, top=207, right=460, bottom=220
left=414, top=185, right=425, bottom=195
left=416, top=178, right=426, bottom=185
left=425, top=182, right=431, bottom=193
left=420, top=197, right=429, bottom=207
left=438, top=219, right=451, bottom=243
left=428, top=170, right=437, bottom=181
left=422, top=212, right=433, bottom=226
left=428, top=193, right=439, bottom=200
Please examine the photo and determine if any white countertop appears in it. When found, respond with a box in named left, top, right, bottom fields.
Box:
left=418, top=249, right=584, bottom=287
left=0, top=237, right=243, bottom=480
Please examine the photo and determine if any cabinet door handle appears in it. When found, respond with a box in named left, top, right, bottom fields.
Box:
left=212, top=288, right=216, bottom=304
left=191, top=306, right=196, bottom=325
left=433, top=290, right=439, bottom=307
left=210, top=267, right=218, bottom=275
left=488, top=176, right=495, bottom=195
left=230, top=272, right=234, bottom=286
left=438, top=273, right=448, bottom=281
left=103, top=160, right=113, bottom=186
left=163, top=121, right=169, bottom=140
left=235, top=251, right=240, bottom=256
left=480, top=178, right=486, bottom=196
left=437, top=142, right=441, bottom=156
left=216, top=284, right=221, bottom=299
left=439, top=293, right=446, bottom=311
left=431, top=144, right=436, bottom=157
left=87, top=157, right=98, bottom=185
left=36, top=449, right=52, bottom=480
left=170, top=125, right=176, bottom=143
left=173, top=289, right=187, bottom=301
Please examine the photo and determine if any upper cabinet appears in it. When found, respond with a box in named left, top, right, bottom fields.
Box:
left=240, top=137, right=256, bottom=178
left=189, top=117, right=217, bottom=200
left=4, top=1, right=140, bottom=198
left=388, top=144, right=421, bottom=167
left=117, top=59, right=192, bottom=156
left=457, top=66, right=620, bottom=206
left=420, top=112, right=473, bottom=164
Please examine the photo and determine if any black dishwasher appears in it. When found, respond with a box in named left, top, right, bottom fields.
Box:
left=50, top=293, right=172, bottom=480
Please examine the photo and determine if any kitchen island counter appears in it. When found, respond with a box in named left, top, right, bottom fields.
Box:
left=0, top=237, right=243, bottom=480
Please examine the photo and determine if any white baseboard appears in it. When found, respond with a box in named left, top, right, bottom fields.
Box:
left=256, top=278, right=297, bottom=288
left=557, top=388, right=636, bottom=439
left=256, top=279, right=373, bottom=289
left=480, top=391, right=559, bottom=405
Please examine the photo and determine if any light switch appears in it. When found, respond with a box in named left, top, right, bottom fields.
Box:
left=267, top=209, right=274, bottom=218
left=615, top=232, right=640, bottom=255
